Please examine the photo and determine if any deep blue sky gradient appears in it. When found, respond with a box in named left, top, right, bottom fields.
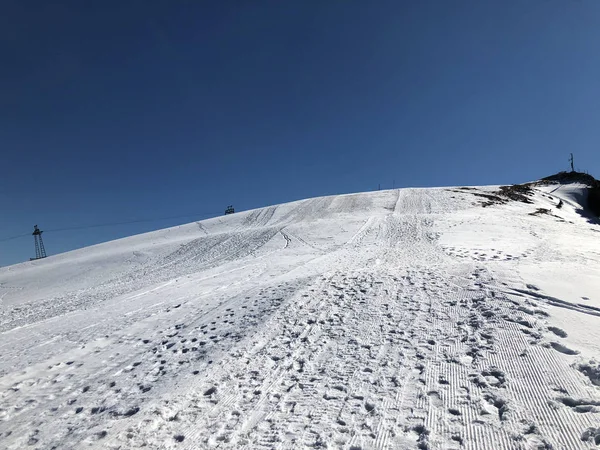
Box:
left=2, top=1, right=600, bottom=266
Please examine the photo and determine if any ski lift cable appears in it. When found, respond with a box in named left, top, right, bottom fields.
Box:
left=0, top=233, right=31, bottom=243
left=45, top=212, right=223, bottom=233
left=0, top=211, right=223, bottom=243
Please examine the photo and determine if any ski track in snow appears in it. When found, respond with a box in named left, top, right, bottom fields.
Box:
left=1, top=186, right=599, bottom=449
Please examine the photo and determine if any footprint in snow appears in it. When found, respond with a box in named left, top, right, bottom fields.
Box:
left=548, top=326, right=567, bottom=338
left=580, top=427, right=600, bottom=446
left=427, top=391, right=442, bottom=407
left=549, top=342, right=579, bottom=355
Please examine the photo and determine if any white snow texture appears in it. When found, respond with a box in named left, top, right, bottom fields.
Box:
left=1, top=182, right=600, bottom=449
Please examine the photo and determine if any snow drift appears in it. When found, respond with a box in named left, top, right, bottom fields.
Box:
left=1, top=178, right=600, bottom=449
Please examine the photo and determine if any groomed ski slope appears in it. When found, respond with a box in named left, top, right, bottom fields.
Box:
left=1, top=182, right=600, bottom=449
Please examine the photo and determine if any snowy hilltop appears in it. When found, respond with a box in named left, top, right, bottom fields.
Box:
left=1, top=175, right=600, bottom=449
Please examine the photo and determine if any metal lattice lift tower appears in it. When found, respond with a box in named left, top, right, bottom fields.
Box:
left=31, top=225, right=47, bottom=260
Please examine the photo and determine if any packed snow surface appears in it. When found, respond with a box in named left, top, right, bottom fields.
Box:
left=1, top=183, right=600, bottom=449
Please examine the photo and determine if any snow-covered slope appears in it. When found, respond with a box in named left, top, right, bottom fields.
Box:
left=1, top=182, right=600, bottom=449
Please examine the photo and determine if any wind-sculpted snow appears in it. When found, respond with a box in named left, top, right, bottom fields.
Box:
left=0, top=185, right=599, bottom=449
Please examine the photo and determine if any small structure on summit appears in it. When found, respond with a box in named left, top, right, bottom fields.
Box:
left=569, top=153, right=575, bottom=172
left=30, top=225, right=47, bottom=260
left=224, top=205, right=235, bottom=215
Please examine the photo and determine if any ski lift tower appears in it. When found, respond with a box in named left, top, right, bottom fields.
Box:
left=31, top=225, right=47, bottom=260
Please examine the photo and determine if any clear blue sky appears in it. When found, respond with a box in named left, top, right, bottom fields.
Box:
left=1, top=1, right=599, bottom=266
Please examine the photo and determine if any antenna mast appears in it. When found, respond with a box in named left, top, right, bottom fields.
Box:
left=569, top=153, right=574, bottom=172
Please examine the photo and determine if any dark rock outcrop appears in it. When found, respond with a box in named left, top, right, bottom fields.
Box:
left=589, top=186, right=600, bottom=217
left=539, top=172, right=600, bottom=217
